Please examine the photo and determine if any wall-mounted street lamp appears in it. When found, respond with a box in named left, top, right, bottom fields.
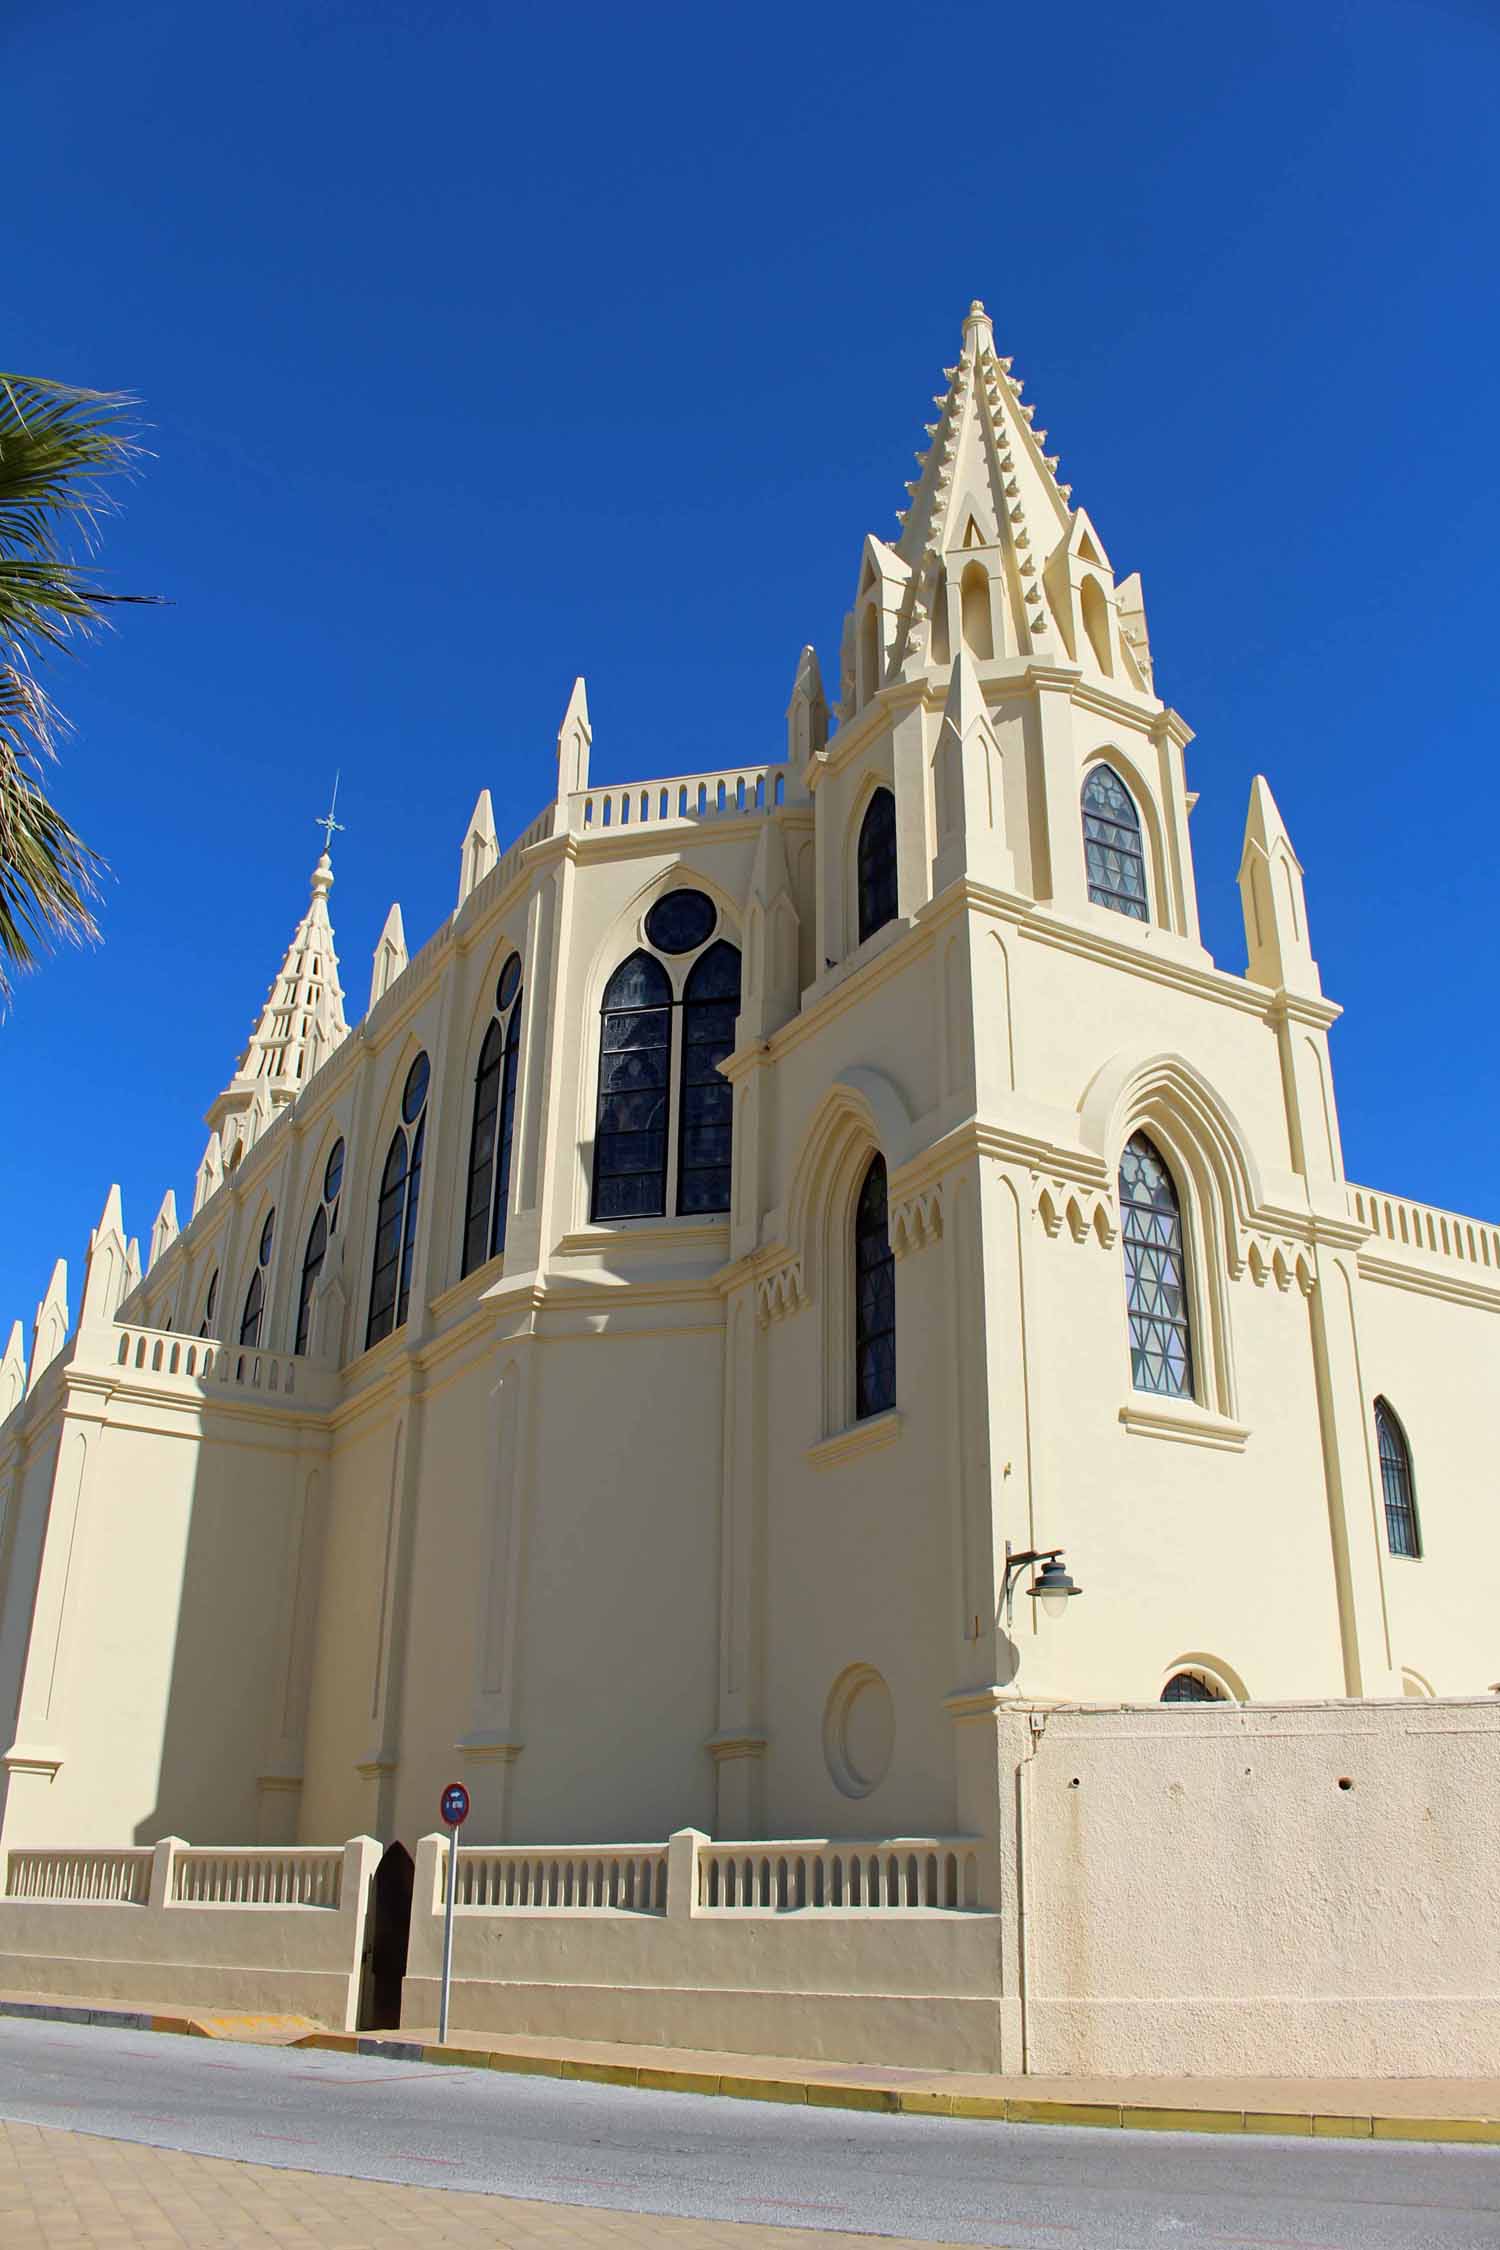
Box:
left=1001, top=1540, right=1082, bottom=1628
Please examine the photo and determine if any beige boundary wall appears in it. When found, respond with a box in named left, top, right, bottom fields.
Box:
left=2, top=1702, right=1495, bottom=2073
left=0, top=1836, right=378, bottom=2031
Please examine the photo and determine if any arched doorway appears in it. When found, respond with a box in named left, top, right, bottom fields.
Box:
left=361, top=1840, right=414, bottom=2031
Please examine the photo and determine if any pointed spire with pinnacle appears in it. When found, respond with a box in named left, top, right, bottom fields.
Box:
left=1, top=1319, right=25, bottom=1422
left=369, top=902, right=408, bottom=1010
left=205, top=848, right=349, bottom=1168
left=741, top=812, right=800, bottom=1040
left=148, top=1189, right=178, bottom=1272
left=786, top=646, right=828, bottom=766
left=1239, top=775, right=1320, bottom=996
left=846, top=298, right=1140, bottom=702
left=28, top=1258, right=69, bottom=1393
left=79, top=1185, right=129, bottom=1332
left=932, top=645, right=1014, bottom=894
left=557, top=676, right=591, bottom=795
left=457, top=789, right=499, bottom=907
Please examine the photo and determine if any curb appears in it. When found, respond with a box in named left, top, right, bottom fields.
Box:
left=6, top=2004, right=1496, bottom=2146
left=291, top=2030, right=1500, bottom=2145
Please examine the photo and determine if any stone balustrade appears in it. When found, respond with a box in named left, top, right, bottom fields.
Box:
left=697, top=1837, right=982, bottom=1912
left=1349, top=1184, right=1500, bottom=1271
left=4, top=1848, right=152, bottom=1906
left=99, top=1323, right=335, bottom=1408
left=569, top=764, right=797, bottom=837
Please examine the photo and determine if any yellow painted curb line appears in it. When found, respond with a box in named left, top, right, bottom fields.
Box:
left=21, top=2007, right=1498, bottom=2146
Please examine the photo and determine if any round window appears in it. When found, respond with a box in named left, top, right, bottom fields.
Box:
left=402, top=1052, right=430, bottom=1123
left=496, top=953, right=522, bottom=1011
left=323, top=1138, right=346, bottom=1204
left=258, top=1212, right=275, bottom=1266
left=644, top=889, right=716, bottom=954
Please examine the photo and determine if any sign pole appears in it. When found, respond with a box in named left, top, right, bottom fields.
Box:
left=439, top=1823, right=458, bottom=2043
left=436, top=1780, right=470, bottom=2045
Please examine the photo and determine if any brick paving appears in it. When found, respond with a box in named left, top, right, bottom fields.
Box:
left=0, top=2120, right=968, bottom=2248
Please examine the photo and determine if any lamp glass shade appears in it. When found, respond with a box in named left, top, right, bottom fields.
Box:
left=1029, top=1557, right=1080, bottom=1621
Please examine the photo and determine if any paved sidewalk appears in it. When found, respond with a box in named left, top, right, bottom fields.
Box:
left=0, top=2120, right=967, bottom=2248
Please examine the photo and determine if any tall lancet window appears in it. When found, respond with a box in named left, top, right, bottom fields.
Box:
left=592, top=950, right=673, bottom=1219
left=677, top=939, right=741, bottom=1214
left=296, top=1137, right=345, bottom=1356
left=198, top=1267, right=219, bottom=1340
left=857, top=787, right=898, bottom=944
left=240, top=1210, right=276, bottom=1348
left=1082, top=763, right=1149, bottom=921
left=854, top=1153, right=896, bottom=1420
left=463, top=953, right=525, bottom=1276
left=1375, top=1399, right=1422, bottom=1559
left=1119, top=1133, right=1193, bottom=1398
left=367, top=1053, right=430, bottom=1349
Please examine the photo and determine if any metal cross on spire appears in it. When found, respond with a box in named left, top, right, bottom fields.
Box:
left=315, top=773, right=346, bottom=857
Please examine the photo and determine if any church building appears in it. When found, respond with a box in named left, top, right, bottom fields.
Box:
left=2, top=298, right=1496, bottom=1872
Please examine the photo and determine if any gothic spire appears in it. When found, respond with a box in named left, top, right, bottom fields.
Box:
left=205, top=846, right=349, bottom=1166
left=843, top=299, right=1152, bottom=704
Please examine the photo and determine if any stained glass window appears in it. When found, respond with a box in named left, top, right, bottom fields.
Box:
left=854, top=1153, right=896, bottom=1420
left=1162, top=1671, right=1223, bottom=1704
left=1120, top=1132, right=1194, bottom=1398
left=295, top=1207, right=328, bottom=1356
left=593, top=951, right=673, bottom=1219
left=367, top=1052, right=430, bottom=1349
left=1083, top=763, right=1149, bottom=920
left=645, top=889, right=716, bottom=955
left=678, top=940, right=740, bottom=1214
left=239, top=1268, right=264, bottom=1348
left=462, top=958, right=524, bottom=1277
left=857, top=788, right=898, bottom=944
left=1375, top=1399, right=1421, bottom=1559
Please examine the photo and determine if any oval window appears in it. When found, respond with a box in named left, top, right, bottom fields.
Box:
left=644, top=889, right=716, bottom=954
left=402, top=1052, right=430, bottom=1123
left=496, top=953, right=522, bottom=1011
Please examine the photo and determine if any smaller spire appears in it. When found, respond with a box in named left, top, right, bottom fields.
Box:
left=79, top=1185, right=129, bottom=1332
left=205, top=851, right=350, bottom=1163
left=557, top=676, right=592, bottom=795
left=786, top=646, right=828, bottom=765
left=1238, top=775, right=1320, bottom=997
left=370, top=902, right=409, bottom=1010
left=28, top=1257, right=69, bottom=1393
left=457, top=789, right=499, bottom=907
left=1, top=1319, right=26, bottom=1421
left=148, top=1190, right=178, bottom=1272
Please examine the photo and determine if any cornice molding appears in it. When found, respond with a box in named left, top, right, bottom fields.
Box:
left=1355, top=1252, right=1500, bottom=1315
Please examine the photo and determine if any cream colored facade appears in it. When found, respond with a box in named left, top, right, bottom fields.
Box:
left=2, top=298, right=1497, bottom=1895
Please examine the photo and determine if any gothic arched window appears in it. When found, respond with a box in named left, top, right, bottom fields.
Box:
left=367, top=1054, right=429, bottom=1349
left=854, top=1153, right=896, bottom=1420
left=296, top=1136, right=345, bottom=1355
left=1375, top=1398, right=1421, bottom=1558
left=1119, top=1132, right=1193, bottom=1398
left=1162, top=1670, right=1226, bottom=1704
left=240, top=1210, right=275, bottom=1348
left=593, top=950, right=673, bottom=1219
left=1082, top=763, right=1149, bottom=921
left=677, top=939, right=741, bottom=1214
left=857, top=787, right=899, bottom=945
left=198, top=1267, right=219, bottom=1340
left=462, top=953, right=525, bottom=1276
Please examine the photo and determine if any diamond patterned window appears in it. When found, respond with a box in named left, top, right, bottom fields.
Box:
left=367, top=1054, right=430, bottom=1349
left=1083, top=763, right=1149, bottom=921
left=462, top=957, right=525, bottom=1277
left=677, top=940, right=741, bottom=1215
left=1375, top=1398, right=1421, bottom=1559
left=593, top=950, right=673, bottom=1219
left=857, top=787, right=898, bottom=944
left=1119, top=1132, right=1194, bottom=1399
left=854, top=1153, right=896, bottom=1421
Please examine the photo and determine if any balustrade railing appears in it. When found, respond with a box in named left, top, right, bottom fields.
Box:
left=697, top=1838, right=981, bottom=1912
left=172, top=1847, right=343, bottom=1907
left=570, top=764, right=794, bottom=836
left=107, top=1324, right=313, bottom=1400
left=1349, top=1186, right=1500, bottom=1272
left=4, top=1848, right=152, bottom=1905
left=447, top=1846, right=668, bottom=1912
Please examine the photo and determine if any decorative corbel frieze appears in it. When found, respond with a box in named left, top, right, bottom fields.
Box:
left=890, top=1181, right=945, bottom=1260
left=1035, top=1177, right=1117, bottom=1248
left=1246, top=1234, right=1317, bottom=1297
left=755, top=1254, right=804, bottom=1327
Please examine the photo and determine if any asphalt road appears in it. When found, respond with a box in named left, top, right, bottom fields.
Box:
left=0, top=2018, right=1497, bottom=2248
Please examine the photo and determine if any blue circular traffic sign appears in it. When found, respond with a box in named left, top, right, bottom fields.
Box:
left=440, top=1781, right=470, bottom=1827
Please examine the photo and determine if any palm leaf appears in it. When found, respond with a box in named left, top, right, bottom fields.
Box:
left=0, top=374, right=160, bottom=1001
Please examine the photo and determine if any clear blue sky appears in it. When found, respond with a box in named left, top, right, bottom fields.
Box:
left=4, top=0, right=1497, bottom=1330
